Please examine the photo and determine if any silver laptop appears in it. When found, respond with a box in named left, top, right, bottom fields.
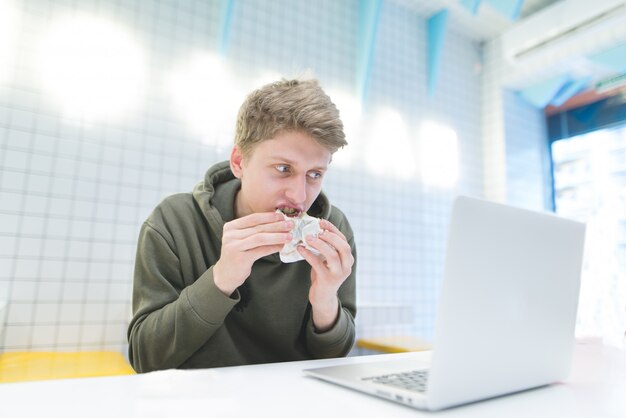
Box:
left=304, top=196, right=586, bottom=411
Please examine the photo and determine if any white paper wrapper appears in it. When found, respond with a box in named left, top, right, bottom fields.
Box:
left=277, top=211, right=322, bottom=263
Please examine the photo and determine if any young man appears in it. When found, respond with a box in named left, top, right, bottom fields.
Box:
left=128, top=79, right=356, bottom=372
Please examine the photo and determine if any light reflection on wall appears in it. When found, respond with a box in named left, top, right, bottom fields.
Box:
left=38, top=15, right=146, bottom=122
left=418, top=121, right=459, bottom=188
left=364, top=108, right=416, bottom=180
left=168, top=54, right=244, bottom=149
left=17, top=9, right=460, bottom=186
left=327, top=90, right=362, bottom=169
left=0, top=1, right=19, bottom=85
left=250, top=71, right=286, bottom=90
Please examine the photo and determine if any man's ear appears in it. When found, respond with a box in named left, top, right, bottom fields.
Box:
left=230, top=145, right=244, bottom=179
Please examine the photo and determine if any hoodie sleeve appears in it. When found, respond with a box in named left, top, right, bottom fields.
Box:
left=127, top=222, right=239, bottom=373
left=304, top=213, right=357, bottom=358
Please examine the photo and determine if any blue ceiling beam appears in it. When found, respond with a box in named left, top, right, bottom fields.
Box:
left=588, top=42, right=626, bottom=72
left=459, top=0, right=482, bottom=15
left=485, top=0, right=524, bottom=21
left=550, top=77, right=591, bottom=107
left=427, top=9, right=449, bottom=97
left=357, top=0, right=383, bottom=104
left=518, top=74, right=570, bottom=108
left=219, top=0, right=236, bottom=56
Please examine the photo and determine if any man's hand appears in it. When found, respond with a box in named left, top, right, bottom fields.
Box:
left=214, top=212, right=294, bottom=296
left=297, top=219, right=354, bottom=332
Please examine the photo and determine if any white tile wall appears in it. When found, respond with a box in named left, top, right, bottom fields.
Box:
left=481, top=36, right=551, bottom=211
left=502, top=89, right=551, bottom=210
left=0, top=0, right=548, bottom=355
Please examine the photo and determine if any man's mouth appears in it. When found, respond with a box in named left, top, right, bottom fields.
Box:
left=277, top=207, right=301, bottom=217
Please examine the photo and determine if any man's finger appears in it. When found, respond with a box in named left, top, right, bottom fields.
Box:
left=226, top=212, right=284, bottom=230
left=319, top=219, right=347, bottom=241
left=238, top=232, right=292, bottom=252
left=227, top=219, right=294, bottom=240
left=247, top=244, right=285, bottom=260
left=316, top=230, right=349, bottom=253
left=297, top=246, right=326, bottom=271
left=306, top=232, right=353, bottom=272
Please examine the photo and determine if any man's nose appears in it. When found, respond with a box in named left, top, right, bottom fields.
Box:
left=285, top=175, right=307, bottom=204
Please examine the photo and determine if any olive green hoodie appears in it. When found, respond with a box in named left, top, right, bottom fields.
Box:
left=128, top=161, right=356, bottom=372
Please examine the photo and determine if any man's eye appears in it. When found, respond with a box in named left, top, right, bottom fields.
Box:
left=276, top=165, right=290, bottom=173
left=307, top=171, right=322, bottom=180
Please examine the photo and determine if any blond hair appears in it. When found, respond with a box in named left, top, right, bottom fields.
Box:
left=234, top=79, right=347, bottom=157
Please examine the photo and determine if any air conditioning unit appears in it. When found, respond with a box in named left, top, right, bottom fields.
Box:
left=501, top=0, right=626, bottom=65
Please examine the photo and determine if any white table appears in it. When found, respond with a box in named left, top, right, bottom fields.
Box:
left=1, top=339, right=624, bottom=418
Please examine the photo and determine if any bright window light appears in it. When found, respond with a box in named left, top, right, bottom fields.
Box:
left=364, top=108, right=416, bottom=180
left=552, top=128, right=626, bottom=345
left=418, top=121, right=459, bottom=188
left=0, top=1, right=19, bottom=85
left=39, top=15, right=146, bottom=122
left=169, top=54, right=244, bottom=149
left=326, top=90, right=362, bottom=168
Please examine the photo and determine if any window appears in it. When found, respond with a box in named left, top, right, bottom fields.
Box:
left=551, top=125, right=626, bottom=344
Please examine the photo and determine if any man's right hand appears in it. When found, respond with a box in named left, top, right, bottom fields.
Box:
left=213, top=212, right=294, bottom=296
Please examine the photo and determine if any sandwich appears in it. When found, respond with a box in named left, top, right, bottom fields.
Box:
left=276, top=208, right=321, bottom=263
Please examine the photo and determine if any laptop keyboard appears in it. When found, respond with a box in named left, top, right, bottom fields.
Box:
left=362, top=369, right=429, bottom=393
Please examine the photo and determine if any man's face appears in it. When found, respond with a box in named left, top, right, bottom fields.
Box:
left=230, top=130, right=332, bottom=219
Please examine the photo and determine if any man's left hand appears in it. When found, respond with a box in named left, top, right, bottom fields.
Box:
left=297, top=219, right=354, bottom=332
